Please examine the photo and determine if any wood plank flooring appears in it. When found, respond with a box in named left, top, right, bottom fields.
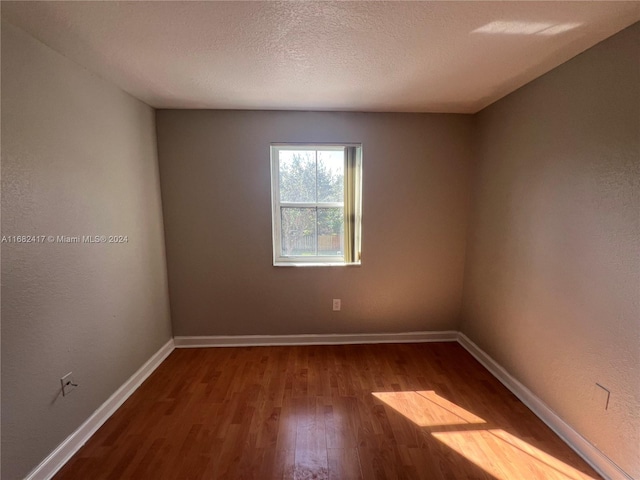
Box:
left=54, top=343, right=601, bottom=479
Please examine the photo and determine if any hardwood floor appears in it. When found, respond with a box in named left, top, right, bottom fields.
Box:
left=54, top=343, right=600, bottom=479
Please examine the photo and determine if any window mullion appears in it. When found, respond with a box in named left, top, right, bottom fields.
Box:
left=315, top=202, right=344, bottom=208
left=280, top=202, right=342, bottom=208
left=280, top=202, right=318, bottom=208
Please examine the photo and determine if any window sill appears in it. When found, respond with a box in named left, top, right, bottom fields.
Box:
left=273, top=262, right=361, bottom=267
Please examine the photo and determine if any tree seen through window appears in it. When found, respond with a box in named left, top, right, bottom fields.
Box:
left=278, top=150, right=344, bottom=256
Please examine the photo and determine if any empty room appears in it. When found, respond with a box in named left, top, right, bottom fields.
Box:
left=1, top=2, right=638, bottom=479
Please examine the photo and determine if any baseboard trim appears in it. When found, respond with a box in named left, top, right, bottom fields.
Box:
left=174, top=330, right=459, bottom=348
left=25, top=338, right=175, bottom=480
left=457, top=332, right=632, bottom=480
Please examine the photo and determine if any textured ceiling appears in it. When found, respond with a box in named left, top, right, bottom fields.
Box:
left=2, top=1, right=639, bottom=113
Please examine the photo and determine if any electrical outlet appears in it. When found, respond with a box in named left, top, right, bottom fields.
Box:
left=61, top=372, right=77, bottom=397
left=332, top=299, right=341, bottom=311
left=595, top=383, right=610, bottom=410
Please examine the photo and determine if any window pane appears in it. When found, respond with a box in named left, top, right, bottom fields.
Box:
left=279, top=150, right=316, bottom=202
left=317, top=150, right=344, bottom=203
left=317, top=208, right=344, bottom=256
left=281, top=207, right=316, bottom=256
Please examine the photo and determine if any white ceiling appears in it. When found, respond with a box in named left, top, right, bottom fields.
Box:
left=2, top=1, right=639, bottom=113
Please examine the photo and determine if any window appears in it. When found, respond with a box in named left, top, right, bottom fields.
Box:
left=270, top=144, right=362, bottom=266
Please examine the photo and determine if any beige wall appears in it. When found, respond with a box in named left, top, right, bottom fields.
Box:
left=461, top=23, right=639, bottom=477
left=156, top=110, right=474, bottom=336
left=1, top=21, right=173, bottom=479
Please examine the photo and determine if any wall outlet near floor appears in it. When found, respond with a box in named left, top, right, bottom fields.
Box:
left=61, top=372, right=78, bottom=397
left=332, top=299, right=341, bottom=311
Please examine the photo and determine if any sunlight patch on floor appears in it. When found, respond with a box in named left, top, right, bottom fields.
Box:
left=373, top=390, right=597, bottom=480
left=372, top=390, right=485, bottom=427
left=432, top=429, right=597, bottom=480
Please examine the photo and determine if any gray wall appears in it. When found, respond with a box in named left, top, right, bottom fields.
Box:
left=461, top=23, right=639, bottom=478
left=1, top=21, right=173, bottom=479
left=156, top=110, right=474, bottom=336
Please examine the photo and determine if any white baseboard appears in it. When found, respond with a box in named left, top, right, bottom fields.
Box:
left=174, top=330, right=459, bottom=348
left=25, top=338, right=175, bottom=480
left=457, top=332, right=632, bottom=480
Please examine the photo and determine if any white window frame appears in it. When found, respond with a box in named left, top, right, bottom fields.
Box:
left=270, top=143, right=362, bottom=267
